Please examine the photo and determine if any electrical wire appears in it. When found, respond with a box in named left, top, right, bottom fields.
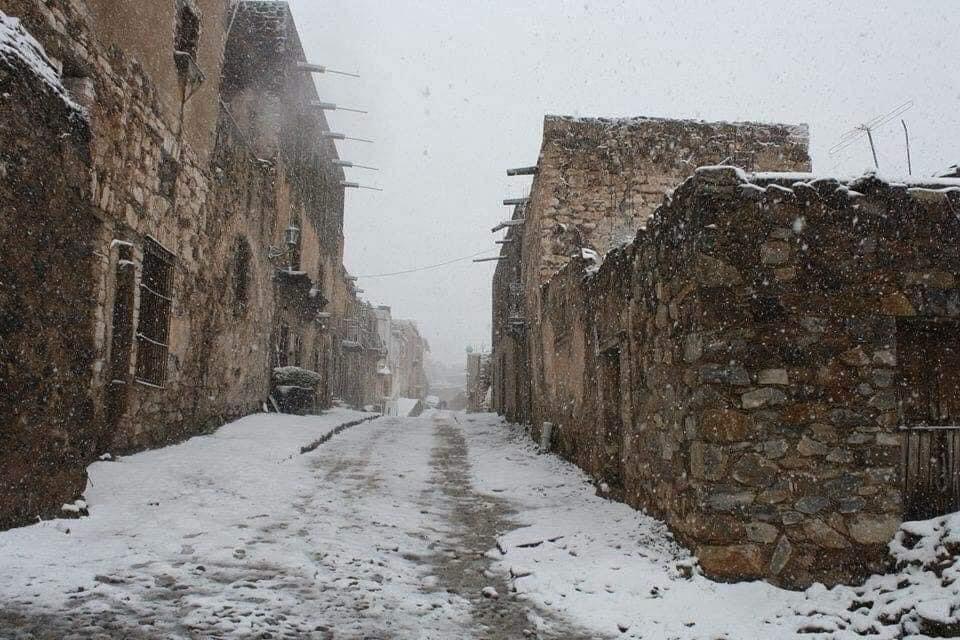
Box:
left=353, top=248, right=499, bottom=279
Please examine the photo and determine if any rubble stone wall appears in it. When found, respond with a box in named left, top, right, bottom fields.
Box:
left=0, top=24, right=99, bottom=526
left=530, top=166, right=960, bottom=587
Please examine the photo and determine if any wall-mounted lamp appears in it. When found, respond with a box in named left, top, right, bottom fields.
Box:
left=268, top=223, right=302, bottom=261
left=333, top=160, right=379, bottom=171
left=311, top=101, right=367, bottom=114
left=297, top=62, right=360, bottom=78
left=284, top=224, right=301, bottom=247
left=322, top=132, right=374, bottom=143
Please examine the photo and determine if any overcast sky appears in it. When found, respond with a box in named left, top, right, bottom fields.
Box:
left=287, top=0, right=960, bottom=366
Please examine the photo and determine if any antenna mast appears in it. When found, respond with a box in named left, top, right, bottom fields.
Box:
left=829, top=100, right=914, bottom=171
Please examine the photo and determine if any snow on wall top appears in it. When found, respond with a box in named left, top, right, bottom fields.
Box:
left=0, top=12, right=84, bottom=115
left=544, top=114, right=810, bottom=144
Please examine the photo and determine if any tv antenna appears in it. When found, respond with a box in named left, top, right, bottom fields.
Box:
left=829, top=100, right=914, bottom=171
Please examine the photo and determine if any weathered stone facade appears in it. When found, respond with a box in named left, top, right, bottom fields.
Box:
left=492, top=115, right=810, bottom=428
left=0, top=1, right=401, bottom=528
left=492, top=115, right=960, bottom=587
left=494, top=157, right=960, bottom=587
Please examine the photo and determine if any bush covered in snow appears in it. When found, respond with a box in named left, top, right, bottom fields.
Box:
left=272, top=366, right=322, bottom=389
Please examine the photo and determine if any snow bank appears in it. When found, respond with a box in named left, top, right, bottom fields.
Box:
left=466, top=414, right=960, bottom=639
left=785, top=512, right=960, bottom=639
left=0, top=12, right=84, bottom=114
left=396, top=397, right=423, bottom=417
left=464, top=415, right=806, bottom=639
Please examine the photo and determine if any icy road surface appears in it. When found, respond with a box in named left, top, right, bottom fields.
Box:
left=2, top=410, right=942, bottom=639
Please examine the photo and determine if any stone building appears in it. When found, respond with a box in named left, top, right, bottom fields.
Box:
left=389, top=319, right=429, bottom=400
left=0, top=1, right=398, bottom=528
left=492, top=115, right=809, bottom=427
left=492, top=115, right=960, bottom=588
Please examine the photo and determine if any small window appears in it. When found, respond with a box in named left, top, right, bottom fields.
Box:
left=289, top=216, right=302, bottom=271
left=273, top=324, right=290, bottom=368
left=175, top=3, right=201, bottom=60
left=135, top=238, right=175, bottom=386
left=159, top=150, right=179, bottom=201
left=293, top=334, right=303, bottom=368
left=233, top=237, right=251, bottom=314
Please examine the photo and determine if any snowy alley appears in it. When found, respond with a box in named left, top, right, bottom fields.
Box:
left=0, top=410, right=956, bottom=639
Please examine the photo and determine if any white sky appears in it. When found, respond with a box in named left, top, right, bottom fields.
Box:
left=287, top=0, right=960, bottom=366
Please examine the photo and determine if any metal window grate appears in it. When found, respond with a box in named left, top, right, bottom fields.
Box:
left=135, top=239, right=175, bottom=386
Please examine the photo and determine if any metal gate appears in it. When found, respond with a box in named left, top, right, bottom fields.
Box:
left=901, top=425, right=960, bottom=520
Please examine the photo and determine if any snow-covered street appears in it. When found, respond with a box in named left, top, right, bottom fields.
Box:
left=0, top=411, right=956, bottom=639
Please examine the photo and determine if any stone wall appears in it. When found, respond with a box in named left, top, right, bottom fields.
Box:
left=491, top=204, right=532, bottom=424
left=516, top=165, right=960, bottom=587
left=0, top=15, right=100, bottom=526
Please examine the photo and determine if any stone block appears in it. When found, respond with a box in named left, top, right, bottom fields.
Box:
left=741, top=387, right=788, bottom=409
left=810, top=422, right=838, bottom=443
left=762, top=438, right=789, bottom=458
left=701, top=409, right=753, bottom=442
left=757, top=368, right=789, bottom=385
left=745, top=521, right=779, bottom=544
left=758, top=481, right=792, bottom=504
left=731, top=454, right=779, bottom=488
left=839, top=346, right=870, bottom=367
left=904, top=270, right=955, bottom=288
left=700, top=364, right=751, bottom=386
left=879, top=292, right=915, bottom=316
left=797, top=436, right=830, bottom=457
left=795, top=495, right=830, bottom=514
left=705, top=491, right=755, bottom=512
left=769, top=535, right=793, bottom=575
left=690, top=441, right=726, bottom=480
left=836, top=497, right=865, bottom=513
left=696, top=544, right=765, bottom=580
left=847, top=514, right=900, bottom=545
left=781, top=511, right=803, bottom=526
left=804, top=518, right=850, bottom=549
left=760, top=241, right=791, bottom=265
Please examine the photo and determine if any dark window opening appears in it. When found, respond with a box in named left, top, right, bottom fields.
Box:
left=293, top=334, right=303, bottom=368
left=233, top=237, right=251, bottom=315
left=897, top=320, right=960, bottom=426
left=135, top=239, right=175, bottom=386
left=107, top=243, right=136, bottom=420
left=272, top=324, right=290, bottom=369
left=599, top=347, right=624, bottom=488
left=289, top=216, right=302, bottom=271
left=159, top=150, right=179, bottom=201
left=175, top=4, right=201, bottom=60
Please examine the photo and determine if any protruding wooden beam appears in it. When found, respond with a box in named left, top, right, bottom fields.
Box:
left=507, top=166, right=537, bottom=176
left=473, top=256, right=506, bottom=263
left=495, top=239, right=513, bottom=244
left=491, top=219, right=526, bottom=232
left=297, top=62, right=360, bottom=78
left=503, top=197, right=530, bottom=206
